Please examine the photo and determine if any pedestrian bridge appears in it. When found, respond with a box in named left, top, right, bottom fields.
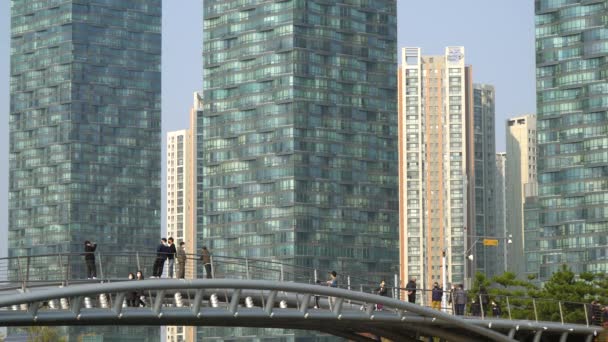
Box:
left=0, top=252, right=603, bottom=341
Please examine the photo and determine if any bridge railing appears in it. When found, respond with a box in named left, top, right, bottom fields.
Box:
left=0, top=252, right=603, bottom=328
left=0, top=251, right=383, bottom=290
left=388, top=287, right=601, bottom=327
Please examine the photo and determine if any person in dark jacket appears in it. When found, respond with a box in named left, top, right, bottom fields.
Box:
left=470, top=299, right=481, bottom=316
left=152, top=238, right=168, bottom=278
left=491, top=301, right=502, bottom=318
left=167, top=237, right=177, bottom=278
left=375, top=280, right=388, bottom=311
left=201, top=246, right=212, bottom=279
left=454, top=284, right=467, bottom=316
left=431, top=282, right=443, bottom=310
left=83, top=240, right=97, bottom=279
left=126, top=272, right=137, bottom=306
left=406, top=277, right=417, bottom=304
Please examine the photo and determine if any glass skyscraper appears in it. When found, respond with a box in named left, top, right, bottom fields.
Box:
left=200, top=1, right=397, bottom=338
left=472, top=84, right=497, bottom=277
left=10, top=0, right=161, bottom=340
left=201, top=0, right=397, bottom=274
left=534, top=0, right=608, bottom=280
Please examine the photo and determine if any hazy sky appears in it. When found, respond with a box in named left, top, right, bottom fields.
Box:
left=0, top=1, right=536, bottom=258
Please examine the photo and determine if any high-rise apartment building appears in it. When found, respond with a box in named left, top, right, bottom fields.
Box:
left=505, top=115, right=537, bottom=278
left=472, top=84, right=497, bottom=277
left=495, top=152, right=508, bottom=273
left=167, top=130, right=191, bottom=246
left=166, top=95, right=199, bottom=342
left=166, top=94, right=200, bottom=273
left=534, top=0, right=608, bottom=280
left=200, top=0, right=398, bottom=339
left=9, top=0, right=161, bottom=340
left=398, top=47, right=474, bottom=297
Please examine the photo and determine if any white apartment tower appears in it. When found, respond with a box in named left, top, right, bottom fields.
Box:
left=398, top=47, right=474, bottom=301
left=505, top=114, right=537, bottom=278
left=166, top=93, right=201, bottom=342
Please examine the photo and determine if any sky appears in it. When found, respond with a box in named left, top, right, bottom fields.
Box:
left=0, top=1, right=536, bottom=258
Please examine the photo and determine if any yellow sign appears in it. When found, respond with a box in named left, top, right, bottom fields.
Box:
left=483, top=239, right=499, bottom=246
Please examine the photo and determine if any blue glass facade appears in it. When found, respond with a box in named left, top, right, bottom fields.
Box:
left=10, top=0, right=161, bottom=340
left=201, top=0, right=398, bottom=274
left=472, top=84, right=498, bottom=277
left=534, top=0, right=608, bottom=279
left=200, top=0, right=398, bottom=339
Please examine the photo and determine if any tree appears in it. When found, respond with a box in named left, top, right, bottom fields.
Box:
left=485, top=265, right=607, bottom=324
left=25, top=327, right=66, bottom=342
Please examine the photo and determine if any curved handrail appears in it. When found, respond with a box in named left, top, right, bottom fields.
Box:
left=0, top=251, right=603, bottom=327
left=0, top=279, right=519, bottom=342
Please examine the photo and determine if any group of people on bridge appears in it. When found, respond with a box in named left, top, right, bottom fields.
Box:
left=82, top=239, right=213, bottom=280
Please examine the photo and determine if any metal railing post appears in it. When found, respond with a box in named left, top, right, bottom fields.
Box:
left=210, top=255, right=215, bottom=279
left=558, top=301, right=564, bottom=325
left=532, top=298, right=538, bottom=322
left=60, top=253, right=68, bottom=286
left=16, top=257, right=24, bottom=290
left=280, top=264, right=284, bottom=282
left=245, top=257, right=250, bottom=280
left=394, top=274, right=398, bottom=299
left=314, top=269, right=318, bottom=283
left=97, top=252, right=104, bottom=281
left=584, top=303, right=590, bottom=327
left=506, top=296, right=512, bottom=320
left=479, top=294, right=485, bottom=320
left=24, top=256, right=31, bottom=290
left=347, top=275, right=352, bottom=308
left=136, top=252, right=141, bottom=271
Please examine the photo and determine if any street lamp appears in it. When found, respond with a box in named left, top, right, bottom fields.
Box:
left=464, top=235, right=513, bottom=288
left=440, top=234, right=513, bottom=312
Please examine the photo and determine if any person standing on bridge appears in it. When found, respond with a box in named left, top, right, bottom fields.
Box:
left=167, top=237, right=177, bottom=278
left=431, top=282, right=443, bottom=310
left=126, top=272, right=138, bottom=306
left=152, top=238, right=168, bottom=278
left=136, top=270, right=146, bottom=307
left=177, top=241, right=187, bottom=279
left=454, top=284, right=467, bottom=316
left=201, top=246, right=212, bottom=279
left=326, top=271, right=338, bottom=310
left=375, top=280, right=388, bottom=311
left=83, top=240, right=97, bottom=279
left=491, top=301, right=502, bottom=318
left=406, top=277, right=417, bottom=304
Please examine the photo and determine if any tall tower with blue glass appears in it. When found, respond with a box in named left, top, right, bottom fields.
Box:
left=533, top=0, right=608, bottom=280
left=10, top=0, right=161, bottom=340
left=200, top=0, right=398, bottom=339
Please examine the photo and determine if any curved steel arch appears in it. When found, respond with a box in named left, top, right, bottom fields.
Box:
left=0, top=279, right=517, bottom=341
left=0, top=280, right=601, bottom=341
